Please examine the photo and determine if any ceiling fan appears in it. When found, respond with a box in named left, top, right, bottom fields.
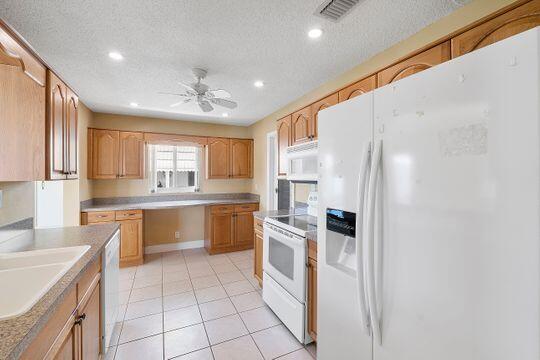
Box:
left=159, top=68, right=238, bottom=113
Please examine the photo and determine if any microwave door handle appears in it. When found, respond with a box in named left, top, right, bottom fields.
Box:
left=356, top=141, right=372, bottom=334
left=366, top=139, right=383, bottom=345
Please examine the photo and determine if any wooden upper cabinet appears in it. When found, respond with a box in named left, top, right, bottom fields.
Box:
left=0, top=24, right=45, bottom=181
left=310, top=93, right=338, bottom=140
left=207, top=137, right=231, bottom=179
left=0, top=23, right=46, bottom=86
left=230, top=139, right=253, bottom=178
left=377, top=42, right=451, bottom=86
left=338, top=75, right=377, bottom=102
left=46, top=70, right=78, bottom=180
left=89, top=129, right=119, bottom=179
left=277, top=115, right=292, bottom=176
left=291, top=106, right=312, bottom=145
left=47, top=71, right=67, bottom=180
left=66, top=88, right=78, bottom=179
left=119, top=131, right=144, bottom=179
left=452, top=0, right=540, bottom=58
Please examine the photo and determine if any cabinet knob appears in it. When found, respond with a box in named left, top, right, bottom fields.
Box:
left=74, top=313, right=86, bottom=325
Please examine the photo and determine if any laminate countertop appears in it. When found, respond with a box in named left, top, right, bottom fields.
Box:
left=0, top=223, right=119, bottom=360
left=81, top=198, right=259, bottom=212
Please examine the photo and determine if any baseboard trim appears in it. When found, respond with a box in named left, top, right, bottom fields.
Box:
left=145, top=240, right=204, bottom=254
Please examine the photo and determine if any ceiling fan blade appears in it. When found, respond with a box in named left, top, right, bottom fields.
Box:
left=198, top=100, right=213, bottom=113
left=209, top=97, right=237, bottom=109
left=158, top=91, right=190, bottom=97
left=178, top=81, right=197, bottom=93
left=206, top=89, right=231, bottom=98
left=170, top=98, right=192, bottom=107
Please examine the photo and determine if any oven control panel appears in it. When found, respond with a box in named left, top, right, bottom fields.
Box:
left=326, top=208, right=356, bottom=237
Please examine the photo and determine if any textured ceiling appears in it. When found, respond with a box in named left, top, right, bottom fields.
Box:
left=0, top=0, right=468, bottom=125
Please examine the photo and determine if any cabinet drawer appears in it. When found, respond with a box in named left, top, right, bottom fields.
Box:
left=85, top=211, right=115, bottom=223
left=210, top=204, right=234, bottom=214
left=77, top=258, right=101, bottom=304
left=254, top=217, right=264, bottom=233
left=234, top=203, right=259, bottom=213
left=115, top=209, right=143, bottom=220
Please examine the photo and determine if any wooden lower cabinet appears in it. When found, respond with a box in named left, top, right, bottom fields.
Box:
left=79, top=278, right=101, bottom=360
left=22, top=261, right=102, bottom=360
left=118, top=219, right=144, bottom=267
left=307, top=240, right=318, bottom=342
left=205, top=203, right=259, bottom=254
left=254, top=228, right=263, bottom=287
left=81, top=210, right=144, bottom=267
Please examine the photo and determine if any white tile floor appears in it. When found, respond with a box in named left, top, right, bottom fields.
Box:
left=107, top=248, right=317, bottom=360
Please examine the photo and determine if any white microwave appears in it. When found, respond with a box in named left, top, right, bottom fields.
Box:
left=286, top=141, right=318, bottom=182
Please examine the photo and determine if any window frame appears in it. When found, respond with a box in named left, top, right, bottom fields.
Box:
left=148, top=143, right=201, bottom=194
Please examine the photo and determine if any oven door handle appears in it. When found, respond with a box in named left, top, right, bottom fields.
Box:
left=263, top=225, right=306, bottom=247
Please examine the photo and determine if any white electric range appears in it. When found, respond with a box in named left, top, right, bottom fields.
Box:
left=262, top=213, right=317, bottom=344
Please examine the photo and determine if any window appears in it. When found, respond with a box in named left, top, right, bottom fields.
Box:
left=148, top=144, right=200, bottom=193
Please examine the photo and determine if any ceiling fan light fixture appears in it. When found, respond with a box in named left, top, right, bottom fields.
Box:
left=254, top=80, right=264, bottom=88
left=222, top=112, right=229, bottom=117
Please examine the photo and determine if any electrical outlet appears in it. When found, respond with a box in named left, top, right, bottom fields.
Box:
left=174, top=231, right=180, bottom=239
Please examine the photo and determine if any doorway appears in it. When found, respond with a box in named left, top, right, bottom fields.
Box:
left=266, top=131, right=278, bottom=210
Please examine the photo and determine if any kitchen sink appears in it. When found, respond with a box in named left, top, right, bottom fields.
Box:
left=0, top=245, right=90, bottom=320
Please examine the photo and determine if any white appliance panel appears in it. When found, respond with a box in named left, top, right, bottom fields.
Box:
left=262, top=272, right=306, bottom=343
left=317, top=93, right=374, bottom=360
left=371, top=28, right=540, bottom=360
left=263, top=223, right=306, bottom=302
left=102, top=231, right=120, bottom=351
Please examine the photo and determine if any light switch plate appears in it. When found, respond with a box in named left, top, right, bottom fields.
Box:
left=0, top=190, right=3, bottom=208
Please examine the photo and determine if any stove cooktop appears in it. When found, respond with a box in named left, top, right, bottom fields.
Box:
left=273, top=214, right=317, bottom=233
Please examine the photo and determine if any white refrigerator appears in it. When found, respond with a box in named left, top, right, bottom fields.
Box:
left=317, top=27, right=540, bottom=360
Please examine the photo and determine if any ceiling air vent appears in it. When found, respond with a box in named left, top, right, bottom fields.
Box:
left=316, top=0, right=362, bottom=22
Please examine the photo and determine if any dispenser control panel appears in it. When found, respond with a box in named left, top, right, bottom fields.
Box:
left=326, top=208, right=356, bottom=237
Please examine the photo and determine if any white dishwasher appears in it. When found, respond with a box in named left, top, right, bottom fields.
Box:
left=101, top=230, right=120, bottom=352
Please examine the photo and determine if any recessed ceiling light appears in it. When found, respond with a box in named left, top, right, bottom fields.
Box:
left=108, top=51, right=124, bottom=61
left=254, top=81, right=264, bottom=88
left=308, top=28, right=323, bottom=39
left=222, top=112, right=229, bottom=117
left=129, top=102, right=138, bottom=107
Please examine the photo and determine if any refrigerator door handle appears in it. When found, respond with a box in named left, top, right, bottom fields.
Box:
left=355, top=141, right=372, bottom=334
left=366, top=139, right=383, bottom=345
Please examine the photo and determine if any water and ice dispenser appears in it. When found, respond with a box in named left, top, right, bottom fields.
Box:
left=325, top=208, right=358, bottom=275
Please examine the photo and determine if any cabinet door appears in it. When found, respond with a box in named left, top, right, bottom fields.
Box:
left=230, top=139, right=253, bottom=178
left=277, top=115, right=291, bottom=176
left=207, top=137, right=230, bottom=179
left=307, top=257, right=317, bottom=342
left=291, top=106, right=312, bottom=145
left=47, top=71, right=67, bottom=180
left=89, top=129, right=119, bottom=179
left=451, top=0, right=540, bottom=58
left=234, top=211, right=254, bottom=247
left=211, top=213, right=234, bottom=249
left=53, top=324, right=77, bottom=360
left=119, top=131, right=144, bottom=179
left=79, top=280, right=100, bottom=360
left=254, top=230, right=263, bottom=286
left=377, top=42, right=451, bottom=86
left=66, top=88, right=78, bottom=179
left=0, top=26, right=45, bottom=181
left=338, top=75, right=377, bottom=102
left=119, top=219, right=143, bottom=265
left=310, top=93, right=338, bottom=140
